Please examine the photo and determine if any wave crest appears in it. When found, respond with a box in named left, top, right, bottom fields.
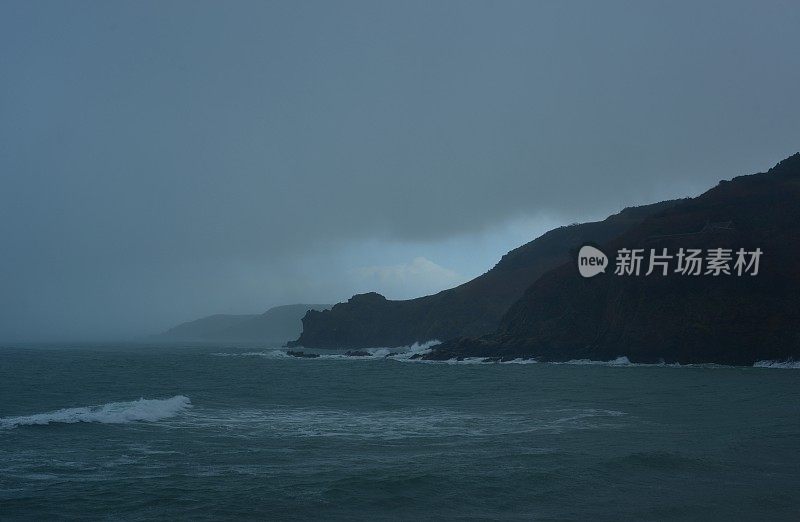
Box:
left=212, top=340, right=440, bottom=361
left=0, top=396, right=191, bottom=429
left=753, top=359, right=800, bottom=369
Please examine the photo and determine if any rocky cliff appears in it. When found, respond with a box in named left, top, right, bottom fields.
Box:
left=428, top=153, right=800, bottom=365
left=289, top=200, right=679, bottom=348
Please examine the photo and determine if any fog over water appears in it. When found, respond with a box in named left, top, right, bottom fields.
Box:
left=1, top=1, right=799, bottom=341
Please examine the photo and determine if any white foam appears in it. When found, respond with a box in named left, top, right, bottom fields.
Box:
left=435, top=355, right=631, bottom=366
left=214, top=346, right=775, bottom=369
left=556, top=356, right=633, bottom=366
left=307, top=341, right=441, bottom=361
left=753, top=360, right=800, bottom=369
left=500, top=358, right=539, bottom=364
left=0, top=396, right=191, bottom=429
left=212, top=340, right=441, bottom=361
left=549, top=357, right=737, bottom=368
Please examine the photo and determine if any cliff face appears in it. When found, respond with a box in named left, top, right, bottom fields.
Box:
left=429, top=153, right=800, bottom=365
left=289, top=200, right=679, bottom=348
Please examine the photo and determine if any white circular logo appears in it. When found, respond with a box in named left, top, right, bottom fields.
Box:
left=578, top=245, right=608, bottom=278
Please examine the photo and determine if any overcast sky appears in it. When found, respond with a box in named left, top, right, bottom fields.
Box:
left=1, top=1, right=799, bottom=341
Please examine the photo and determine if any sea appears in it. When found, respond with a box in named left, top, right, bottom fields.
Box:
left=1, top=342, right=798, bottom=521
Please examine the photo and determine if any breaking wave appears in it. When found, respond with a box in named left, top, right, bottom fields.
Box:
left=430, top=356, right=743, bottom=368
left=546, top=357, right=739, bottom=369
left=512, top=357, right=799, bottom=369
left=553, top=356, right=633, bottom=366
left=0, top=396, right=191, bottom=429
left=753, top=359, right=800, bottom=369
left=212, top=340, right=440, bottom=361
left=423, top=356, right=636, bottom=366
left=214, top=348, right=798, bottom=369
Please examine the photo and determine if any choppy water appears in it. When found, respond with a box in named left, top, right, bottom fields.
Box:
left=1, top=343, right=798, bottom=520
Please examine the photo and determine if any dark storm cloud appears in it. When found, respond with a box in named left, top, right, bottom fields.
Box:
left=1, top=1, right=799, bottom=340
